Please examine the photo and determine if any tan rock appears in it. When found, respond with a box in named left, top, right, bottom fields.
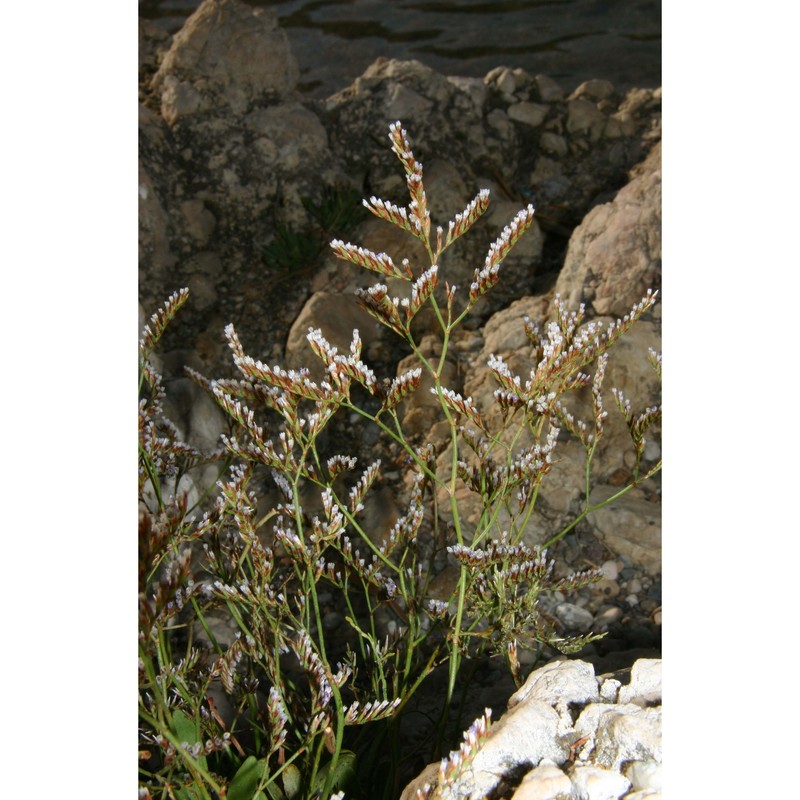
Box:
left=151, top=0, right=299, bottom=122
left=555, top=142, right=661, bottom=317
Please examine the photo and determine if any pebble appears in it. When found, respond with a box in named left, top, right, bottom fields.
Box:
left=568, top=765, right=631, bottom=799
left=594, top=606, right=623, bottom=628
left=625, top=593, right=640, bottom=607
left=554, top=602, right=594, bottom=633
left=592, top=578, right=620, bottom=601
left=535, top=73, right=565, bottom=102
left=652, top=608, right=662, bottom=626
left=623, top=759, right=662, bottom=791
left=598, top=677, right=621, bottom=702
left=508, top=101, right=550, bottom=127
left=600, top=559, right=619, bottom=580
left=322, top=611, right=344, bottom=631
left=639, top=598, right=657, bottom=615
left=627, top=578, right=643, bottom=594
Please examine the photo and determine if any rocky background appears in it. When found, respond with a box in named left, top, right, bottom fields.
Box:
left=139, top=0, right=662, bottom=795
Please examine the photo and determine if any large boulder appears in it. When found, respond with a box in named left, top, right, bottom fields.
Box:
left=151, top=0, right=299, bottom=123
left=555, top=141, right=662, bottom=317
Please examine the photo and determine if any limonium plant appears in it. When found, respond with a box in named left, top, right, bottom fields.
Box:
left=138, top=122, right=661, bottom=800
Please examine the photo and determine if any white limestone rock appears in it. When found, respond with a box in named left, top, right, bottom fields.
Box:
left=402, top=659, right=662, bottom=800
left=511, top=759, right=574, bottom=800
left=567, top=764, right=630, bottom=799
left=508, top=657, right=599, bottom=709
left=618, top=658, right=661, bottom=706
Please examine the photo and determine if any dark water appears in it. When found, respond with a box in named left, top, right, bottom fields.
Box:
left=139, top=0, right=661, bottom=99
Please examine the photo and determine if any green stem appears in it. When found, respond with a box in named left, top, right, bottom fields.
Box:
left=542, top=460, right=662, bottom=550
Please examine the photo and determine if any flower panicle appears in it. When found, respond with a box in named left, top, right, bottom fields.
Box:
left=139, top=287, right=190, bottom=359
left=343, top=697, right=401, bottom=725
left=432, top=386, right=485, bottom=430
left=330, top=239, right=408, bottom=279
left=401, top=265, right=439, bottom=321
left=444, top=188, right=491, bottom=250
left=382, top=367, right=423, bottom=411
left=469, top=204, right=535, bottom=306
left=388, top=121, right=431, bottom=243
left=354, top=282, right=406, bottom=336
left=349, top=459, right=381, bottom=514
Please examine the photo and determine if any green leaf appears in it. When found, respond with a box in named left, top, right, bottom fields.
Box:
left=171, top=709, right=208, bottom=770
left=172, top=709, right=198, bottom=744
left=228, top=756, right=276, bottom=800
left=175, top=788, right=203, bottom=800
left=281, top=764, right=302, bottom=799
left=314, top=750, right=357, bottom=794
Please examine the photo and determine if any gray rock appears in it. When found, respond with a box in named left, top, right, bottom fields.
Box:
left=508, top=101, right=550, bottom=127
left=180, top=198, right=216, bottom=246
left=554, top=603, right=595, bottom=633
left=598, top=677, right=621, bottom=703
left=446, top=75, right=488, bottom=113
left=589, top=486, right=661, bottom=575
left=535, top=74, right=566, bottom=102
left=600, top=560, right=620, bottom=580
left=540, top=132, right=569, bottom=156
left=485, top=66, right=518, bottom=97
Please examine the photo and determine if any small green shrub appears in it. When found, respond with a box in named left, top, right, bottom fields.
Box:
left=262, top=184, right=368, bottom=274
left=139, top=122, right=661, bottom=800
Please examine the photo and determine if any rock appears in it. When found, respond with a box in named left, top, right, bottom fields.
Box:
left=595, top=606, right=623, bottom=631
left=555, top=142, right=661, bottom=317
left=508, top=659, right=599, bottom=709
left=600, top=560, right=619, bottom=580
left=598, top=677, right=621, bottom=703
left=592, top=579, right=621, bottom=602
left=623, top=759, right=662, bottom=792
left=180, top=199, right=217, bottom=246
left=540, top=132, right=569, bottom=156
left=567, top=764, right=630, bottom=799
left=554, top=603, right=595, bottom=633
left=508, top=101, right=550, bottom=127
left=573, top=703, right=661, bottom=771
left=401, top=659, right=661, bottom=800
left=566, top=99, right=607, bottom=140
left=570, top=79, right=616, bottom=102
left=284, top=291, right=383, bottom=382
left=244, top=103, right=329, bottom=173
left=618, top=658, right=661, bottom=706
left=139, top=18, right=171, bottom=78
left=535, top=74, right=565, bottom=102
left=152, top=0, right=299, bottom=122
left=485, top=66, right=518, bottom=97
left=589, top=486, right=661, bottom=574
left=511, top=759, right=573, bottom=800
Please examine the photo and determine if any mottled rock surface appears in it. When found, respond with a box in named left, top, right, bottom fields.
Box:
left=401, top=658, right=662, bottom=800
